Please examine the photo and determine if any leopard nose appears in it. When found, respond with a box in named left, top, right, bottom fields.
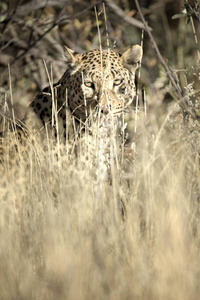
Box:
left=100, top=90, right=115, bottom=114
left=101, top=105, right=112, bottom=114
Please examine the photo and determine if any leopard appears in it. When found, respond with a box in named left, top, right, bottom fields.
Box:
left=1, top=45, right=143, bottom=144
left=0, top=44, right=143, bottom=163
left=23, top=45, right=143, bottom=140
left=1, top=43, right=143, bottom=179
left=0, top=44, right=143, bottom=221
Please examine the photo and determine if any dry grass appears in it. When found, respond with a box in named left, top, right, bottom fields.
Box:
left=1, top=3, right=200, bottom=299
left=1, top=106, right=200, bottom=300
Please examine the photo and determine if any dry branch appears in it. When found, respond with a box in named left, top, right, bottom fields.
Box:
left=134, top=0, right=200, bottom=121
left=105, top=0, right=152, bottom=31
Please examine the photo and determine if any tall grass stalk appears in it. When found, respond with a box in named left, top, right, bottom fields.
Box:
left=1, top=104, right=200, bottom=299
left=1, top=6, right=200, bottom=299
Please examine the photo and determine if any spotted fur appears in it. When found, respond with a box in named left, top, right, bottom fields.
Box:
left=0, top=45, right=143, bottom=215
left=24, top=45, right=143, bottom=137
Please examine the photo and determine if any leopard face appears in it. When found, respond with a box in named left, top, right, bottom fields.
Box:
left=25, top=45, right=143, bottom=132
left=62, top=46, right=142, bottom=121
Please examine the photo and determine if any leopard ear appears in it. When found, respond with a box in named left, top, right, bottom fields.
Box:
left=64, top=46, right=76, bottom=62
left=64, top=46, right=82, bottom=74
left=121, top=45, right=143, bottom=70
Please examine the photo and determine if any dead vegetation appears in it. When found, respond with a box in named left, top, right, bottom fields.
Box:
left=0, top=0, right=200, bottom=299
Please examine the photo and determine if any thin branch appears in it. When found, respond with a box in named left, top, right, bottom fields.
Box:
left=10, top=1, right=70, bottom=65
left=105, top=0, right=152, bottom=32
left=10, top=23, right=57, bottom=65
left=134, top=0, right=200, bottom=120
left=6, top=0, right=69, bottom=18
left=0, top=0, right=23, bottom=41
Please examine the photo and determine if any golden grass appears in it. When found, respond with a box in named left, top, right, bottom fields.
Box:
left=1, top=107, right=200, bottom=300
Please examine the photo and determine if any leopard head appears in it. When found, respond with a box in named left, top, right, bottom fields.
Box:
left=61, top=45, right=143, bottom=122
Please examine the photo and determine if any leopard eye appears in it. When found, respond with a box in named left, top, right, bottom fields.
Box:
left=84, top=81, right=95, bottom=89
left=113, top=78, right=123, bottom=86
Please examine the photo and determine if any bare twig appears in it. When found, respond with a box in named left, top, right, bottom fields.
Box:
left=10, top=22, right=57, bottom=65
left=0, top=0, right=23, bottom=40
left=105, top=0, right=152, bottom=31
left=3, top=0, right=99, bottom=66
left=134, top=0, right=200, bottom=121
left=56, top=1, right=101, bottom=26
left=1, top=1, right=68, bottom=20
left=10, top=1, right=70, bottom=65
